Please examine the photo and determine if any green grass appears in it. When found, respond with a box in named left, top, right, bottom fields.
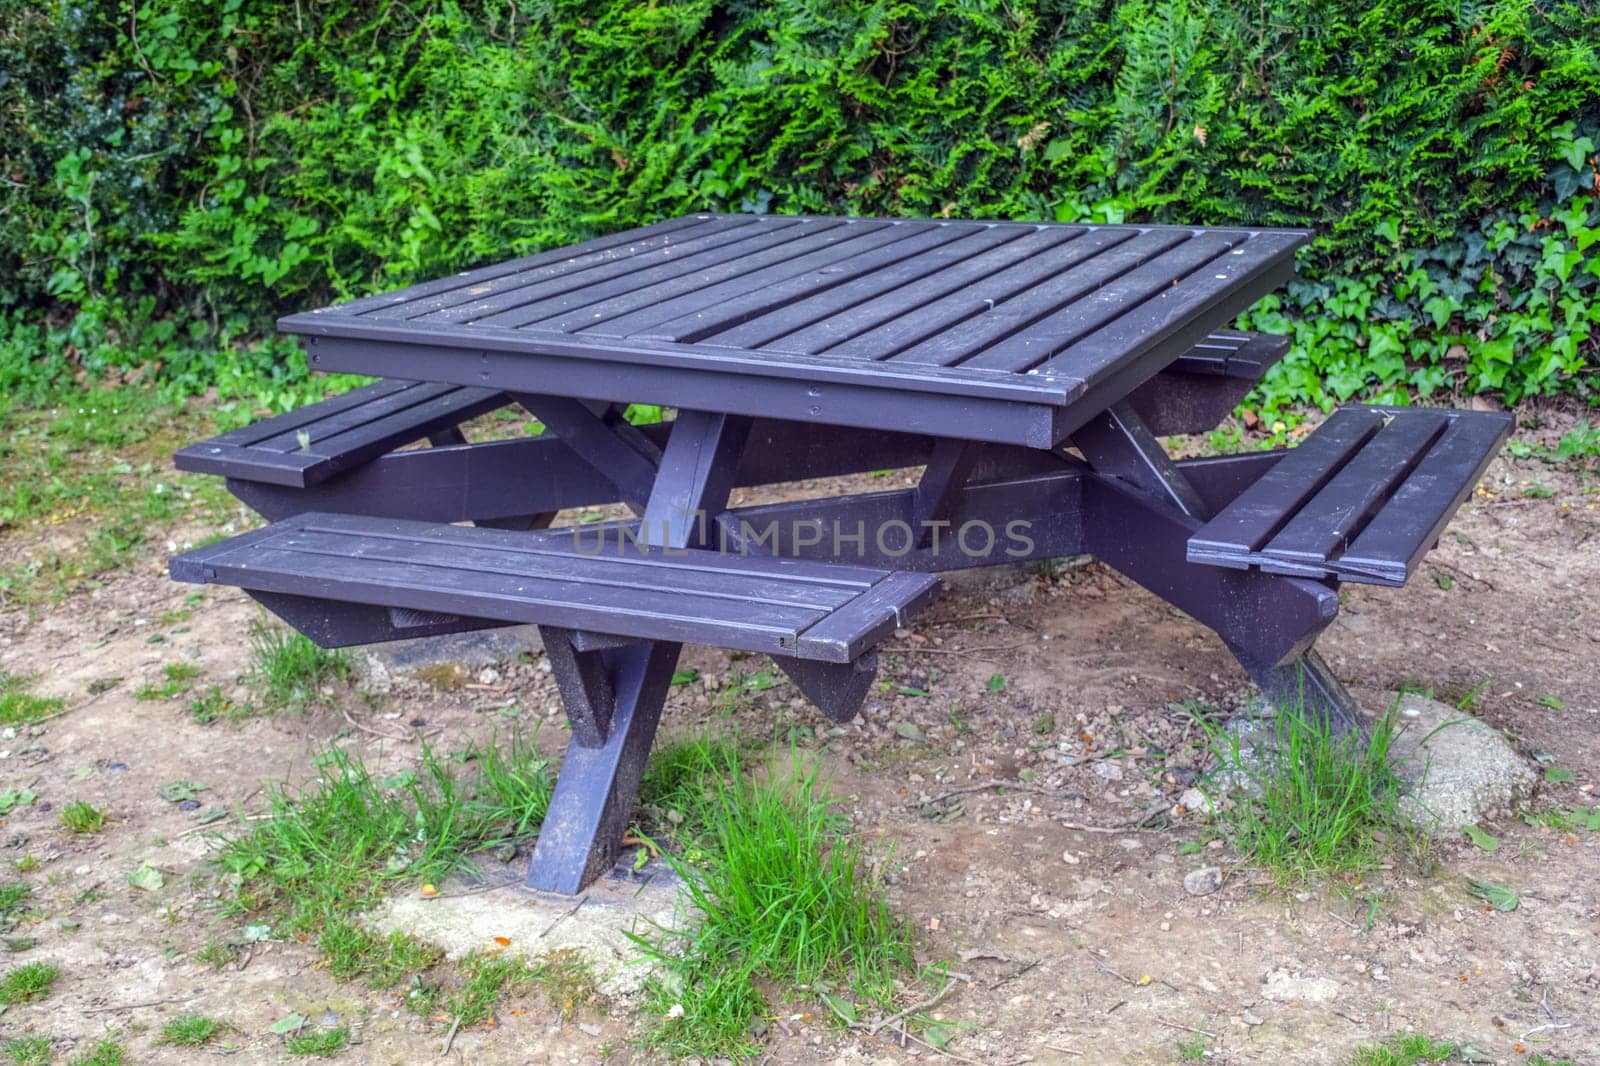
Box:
left=189, top=684, right=250, bottom=724
left=0, top=883, right=30, bottom=918
left=0, top=388, right=237, bottom=605
left=132, top=661, right=202, bottom=701
left=0, top=962, right=59, bottom=1005
left=219, top=729, right=553, bottom=933
left=1176, top=1034, right=1207, bottom=1061
left=286, top=1027, right=349, bottom=1056
left=157, top=1015, right=227, bottom=1047
left=319, top=920, right=443, bottom=988
left=193, top=938, right=242, bottom=969
left=0, top=672, right=64, bottom=726
left=448, top=953, right=538, bottom=1028
left=2, top=1038, right=50, bottom=1066
left=1346, top=1033, right=1455, bottom=1064
left=67, top=1039, right=127, bottom=1066
left=59, top=801, right=107, bottom=834
left=246, top=620, right=351, bottom=711
left=632, top=747, right=915, bottom=1060
left=1197, top=704, right=1416, bottom=884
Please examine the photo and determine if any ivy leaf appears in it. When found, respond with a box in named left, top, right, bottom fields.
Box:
left=1544, top=767, right=1575, bottom=784
left=1462, top=825, right=1498, bottom=852
left=126, top=863, right=165, bottom=892
left=158, top=780, right=208, bottom=803
left=1466, top=879, right=1518, bottom=912
left=270, top=1013, right=307, bottom=1035
left=987, top=674, right=1005, bottom=693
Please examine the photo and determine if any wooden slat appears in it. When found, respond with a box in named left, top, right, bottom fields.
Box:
left=952, top=231, right=1245, bottom=373
left=171, top=514, right=937, bottom=663
left=561, top=221, right=921, bottom=337
left=1262, top=411, right=1450, bottom=569
left=612, top=223, right=971, bottom=342
left=419, top=217, right=806, bottom=326
left=329, top=213, right=720, bottom=317
left=820, top=228, right=1145, bottom=363
left=1187, top=407, right=1388, bottom=563
left=195, top=380, right=413, bottom=447
left=272, top=528, right=865, bottom=611
left=704, top=225, right=1066, bottom=352
left=358, top=215, right=745, bottom=321
left=1033, top=230, right=1307, bottom=385
left=467, top=220, right=847, bottom=330
left=1338, top=412, right=1512, bottom=584
left=251, top=381, right=468, bottom=453
left=875, top=229, right=1184, bottom=367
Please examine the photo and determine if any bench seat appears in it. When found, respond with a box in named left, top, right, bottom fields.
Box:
left=169, top=513, right=939, bottom=664
left=174, top=380, right=508, bottom=488
left=1187, top=405, right=1512, bottom=586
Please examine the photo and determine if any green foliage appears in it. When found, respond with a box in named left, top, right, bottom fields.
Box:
left=0, top=0, right=1596, bottom=410
left=1346, top=1032, right=1455, bottom=1065
left=632, top=747, right=915, bottom=1059
left=0, top=672, right=64, bottom=726
left=1197, top=703, right=1418, bottom=884
left=0, top=962, right=59, bottom=1005
left=246, top=621, right=351, bottom=712
left=157, top=1015, right=228, bottom=1047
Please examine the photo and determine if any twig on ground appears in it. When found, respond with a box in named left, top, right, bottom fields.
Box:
left=1430, top=558, right=1496, bottom=590
left=440, top=1016, right=462, bottom=1056
left=84, top=996, right=186, bottom=1014
left=1057, top=803, right=1173, bottom=834
left=867, top=979, right=958, bottom=1036
left=1519, top=1022, right=1573, bottom=1041
left=1159, top=1019, right=1217, bottom=1039
left=892, top=641, right=1030, bottom=656
left=537, top=894, right=588, bottom=939
left=923, top=781, right=1084, bottom=807
left=342, top=704, right=414, bottom=742
left=1042, top=1045, right=1083, bottom=1057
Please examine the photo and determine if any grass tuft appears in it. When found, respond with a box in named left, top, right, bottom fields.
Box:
left=0, top=672, right=63, bottom=726
left=247, top=619, right=351, bottom=711
left=3, top=1037, right=50, bottom=1066
left=286, top=1027, right=349, bottom=1057
left=633, top=747, right=914, bottom=1059
left=0, top=962, right=59, bottom=1005
left=219, top=730, right=552, bottom=933
left=1347, top=1033, right=1455, bottom=1065
left=1198, top=704, right=1416, bottom=884
left=319, top=920, right=443, bottom=988
left=448, top=953, right=537, bottom=1029
left=67, top=1038, right=127, bottom=1066
left=59, top=801, right=107, bottom=834
left=157, top=1015, right=227, bottom=1047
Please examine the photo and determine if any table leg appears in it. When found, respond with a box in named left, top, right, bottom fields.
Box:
left=1072, top=402, right=1364, bottom=733
left=523, top=410, right=750, bottom=894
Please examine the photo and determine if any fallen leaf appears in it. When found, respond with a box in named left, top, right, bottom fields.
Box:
left=1462, top=825, right=1499, bottom=852
left=1466, top=879, right=1518, bottom=912
left=492, top=936, right=511, bottom=947
left=126, top=863, right=165, bottom=892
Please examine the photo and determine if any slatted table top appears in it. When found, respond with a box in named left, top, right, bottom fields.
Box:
left=282, top=214, right=1309, bottom=448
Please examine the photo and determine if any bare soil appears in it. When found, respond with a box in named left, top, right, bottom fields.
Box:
left=0, top=441, right=1595, bottom=1065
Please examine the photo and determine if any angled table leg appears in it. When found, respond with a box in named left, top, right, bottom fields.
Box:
left=1072, top=401, right=1363, bottom=733
left=524, top=410, right=750, bottom=894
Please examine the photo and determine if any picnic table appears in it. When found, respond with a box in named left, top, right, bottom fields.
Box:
left=170, top=214, right=1511, bottom=894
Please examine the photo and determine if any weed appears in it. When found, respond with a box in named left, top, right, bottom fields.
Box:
left=286, top=1027, right=349, bottom=1056
left=67, top=1039, right=127, bottom=1066
left=0, top=672, right=64, bottom=726
left=1196, top=704, right=1416, bottom=884
left=158, top=1015, right=227, bottom=1047
left=0, top=961, right=59, bottom=1005
left=2, top=1038, right=50, bottom=1066
left=59, top=801, right=107, bottom=834
left=1176, top=1033, right=1207, bottom=1061
left=247, top=620, right=350, bottom=711
left=1346, top=1033, right=1454, bottom=1065
left=0, top=883, right=30, bottom=918
left=633, top=750, right=913, bottom=1059
left=193, top=939, right=242, bottom=969
left=133, top=661, right=202, bottom=701
left=412, top=662, right=468, bottom=691
left=448, top=953, right=536, bottom=1028
left=189, top=683, right=248, bottom=724
left=319, top=920, right=442, bottom=988
left=219, top=730, right=552, bottom=933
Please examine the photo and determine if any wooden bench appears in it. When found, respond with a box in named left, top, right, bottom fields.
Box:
left=1188, top=405, right=1512, bottom=585
left=174, top=379, right=508, bottom=487
left=169, top=512, right=939, bottom=725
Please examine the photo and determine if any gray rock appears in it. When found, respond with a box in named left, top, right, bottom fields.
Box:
left=1388, top=693, right=1535, bottom=830
left=1261, top=970, right=1339, bottom=1003
left=1183, top=865, right=1223, bottom=896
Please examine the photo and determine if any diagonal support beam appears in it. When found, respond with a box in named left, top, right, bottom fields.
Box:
left=910, top=440, right=980, bottom=547
left=511, top=393, right=662, bottom=511
left=1069, top=400, right=1207, bottom=519
left=539, top=626, right=616, bottom=747
left=525, top=410, right=751, bottom=895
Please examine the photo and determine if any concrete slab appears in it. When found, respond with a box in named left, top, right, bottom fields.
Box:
left=367, top=857, right=689, bottom=998
left=1389, top=692, right=1536, bottom=830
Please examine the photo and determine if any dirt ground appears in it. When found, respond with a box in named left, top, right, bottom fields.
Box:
left=0, top=425, right=1595, bottom=1065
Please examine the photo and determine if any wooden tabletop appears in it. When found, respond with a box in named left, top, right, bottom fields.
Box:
left=281, top=214, right=1308, bottom=448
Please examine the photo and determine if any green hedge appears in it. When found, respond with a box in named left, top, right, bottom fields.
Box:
left=2, top=0, right=1597, bottom=412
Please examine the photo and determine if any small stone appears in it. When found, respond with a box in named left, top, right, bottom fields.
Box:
left=1178, top=787, right=1219, bottom=818
left=1241, top=1010, right=1264, bottom=1026
left=1093, top=762, right=1123, bottom=782
left=578, top=1022, right=603, bottom=1037
left=1061, top=849, right=1080, bottom=865
left=1183, top=866, right=1223, bottom=896
left=1261, top=970, right=1340, bottom=1003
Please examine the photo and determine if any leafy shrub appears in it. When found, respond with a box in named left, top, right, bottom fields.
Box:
left=1, top=0, right=1596, bottom=412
